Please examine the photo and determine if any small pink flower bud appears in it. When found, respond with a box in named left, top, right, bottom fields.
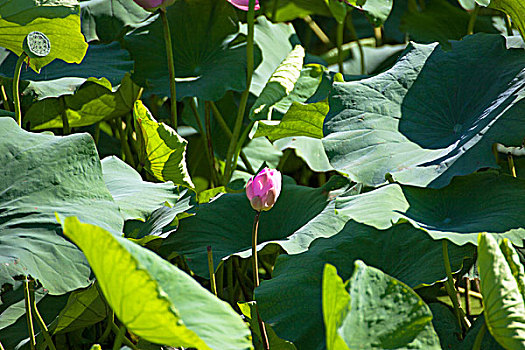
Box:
left=132, top=0, right=175, bottom=11
left=226, top=0, right=260, bottom=11
left=246, top=168, right=282, bottom=212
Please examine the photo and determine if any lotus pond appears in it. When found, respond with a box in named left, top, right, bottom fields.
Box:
left=1, top=0, right=525, bottom=349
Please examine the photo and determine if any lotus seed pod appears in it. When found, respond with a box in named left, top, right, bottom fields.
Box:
left=23, top=31, right=51, bottom=58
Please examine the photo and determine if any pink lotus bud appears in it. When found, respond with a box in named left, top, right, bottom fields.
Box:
left=246, top=168, right=282, bottom=212
left=227, top=0, right=260, bottom=11
left=132, top=0, right=175, bottom=11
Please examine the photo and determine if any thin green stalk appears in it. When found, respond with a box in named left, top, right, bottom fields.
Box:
left=251, top=211, right=270, bottom=350
left=345, top=15, right=365, bottom=75
left=24, top=278, right=36, bottom=350
left=99, top=310, right=114, bottom=343
left=13, top=53, right=27, bottom=127
left=374, top=26, right=383, bottom=46
left=230, top=120, right=255, bottom=178
left=112, top=324, right=126, bottom=350
left=1, top=84, right=11, bottom=111
left=505, top=14, right=513, bottom=36
left=224, top=0, right=256, bottom=184
left=472, top=321, right=487, bottom=350
left=443, top=240, right=468, bottom=335
left=207, top=246, right=218, bottom=297
left=110, top=322, right=139, bottom=350
left=30, top=281, right=57, bottom=350
left=160, top=8, right=178, bottom=129
left=189, top=99, right=218, bottom=186
left=467, top=4, right=480, bottom=35
left=336, top=18, right=345, bottom=74
left=303, top=15, right=332, bottom=46
left=209, top=101, right=255, bottom=174
left=115, top=119, right=135, bottom=168
left=508, top=153, right=517, bottom=177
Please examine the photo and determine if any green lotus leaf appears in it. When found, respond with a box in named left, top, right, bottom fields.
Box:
left=253, top=101, right=327, bottom=141
left=478, top=233, right=525, bottom=349
left=255, top=221, right=474, bottom=349
left=24, top=74, right=140, bottom=130
left=134, top=100, right=194, bottom=189
left=79, top=0, right=150, bottom=43
left=101, top=156, right=186, bottom=221
left=250, top=45, right=305, bottom=121
left=54, top=282, right=109, bottom=334
left=161, top=176, right=350, bottom=277
left=323, top=34, right=525, bottom=188
left=274, top=136, right=334, bottom=172
left=249, top=17, right=298, bottom=97
left=0, top=0, right=88, bottom=72
left=323, top=263, right=440, bottom=349
left=124, top=0, right=260, bottom=101
left=335, top=172, right=525, bottom=246
left=63, top=217, right=252, bottom=349
left=0, top=117, right=123, bottom=294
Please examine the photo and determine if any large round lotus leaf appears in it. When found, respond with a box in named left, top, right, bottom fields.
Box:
left=79, top=0, right=150, bottom=43
left=0, top=118, right=123, bottom=294
left=0, top=0, right=87, bottom=72
left=255, top=221, right=475, bottom=349
left=161, top=176, right=350, bottom=277
left=335, top=172, right=525, bottom=246
left=63, top=217, right=252, bottom=349
left=323, top=33, right=525, bottom=188
left=124, top=0, right=260, bottom=101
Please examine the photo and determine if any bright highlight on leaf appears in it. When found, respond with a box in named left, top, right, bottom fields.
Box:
left=478, top=233, right=525, bottom=349
left=133, top=100, right=194, bottom=189
left=62, top=217, right=253, bottom=349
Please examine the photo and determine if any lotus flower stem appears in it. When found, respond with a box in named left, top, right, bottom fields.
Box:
left=303, top=16, right=332, bottom=45
left=224, top=0, right=256, bottom=183
left=505, top=15, right=513, bottom=36
left=207, top=246, right=218, bottom=296
left=472, top=321, right=487, bottom=350
left=159, top=8, right=178, bottom=129
left=251, top=211, right=270, bottom=349
left=24, top=277, right=36, bottom=350
left=1, top=85, right=10, bottom=111
left=442, top=240, right=470, bottom=335
left=112, top=324, right=126, bottom=350
left=29, top=280, right=57, bottom=350
left=13, top=53, right=27, bottom=128
left=204, top=102, right=220, bottom=184
left=467, top=4, right=480, bottom=35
